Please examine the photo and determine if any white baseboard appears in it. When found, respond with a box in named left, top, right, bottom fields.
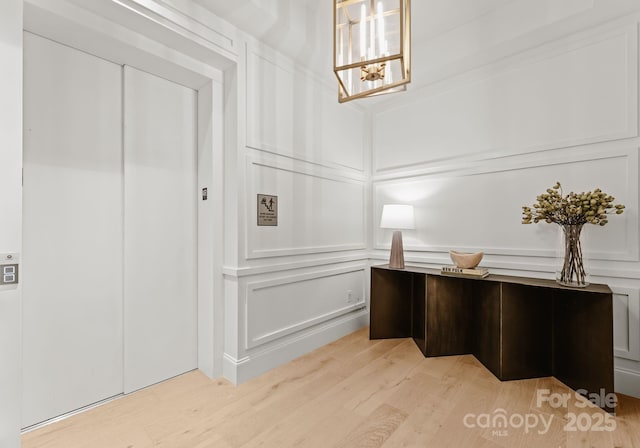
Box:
left=222, top=308, right=369, bottom=384
left=615, top=367, right=640, bottom=398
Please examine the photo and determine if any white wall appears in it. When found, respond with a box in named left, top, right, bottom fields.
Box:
left=0, top=0, right=22, bottom=445
left=222, top=38, right=370, bottom=383
left=371, top=9, right=640, bottom=397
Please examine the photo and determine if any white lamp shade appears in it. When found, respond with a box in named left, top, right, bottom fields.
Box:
left=380, top=204, right=415, bottom=230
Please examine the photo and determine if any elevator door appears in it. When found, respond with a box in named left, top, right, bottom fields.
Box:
left=22, top=34, right=198, bottom=428
left=123, top=65, right=198, bottom=393
left=22, top=32, right=124, bottom=428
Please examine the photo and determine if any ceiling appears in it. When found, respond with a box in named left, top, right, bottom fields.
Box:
left=191, top=0, right=638, bottom=101
left=193, top=0, right=516, bottom=46
left=193, top=0, right=515, bottom=81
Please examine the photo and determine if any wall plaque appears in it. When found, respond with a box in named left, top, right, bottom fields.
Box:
left=257, top=194, right=278, bottom=226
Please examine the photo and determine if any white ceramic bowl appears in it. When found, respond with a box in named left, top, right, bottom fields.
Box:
left=449, top=250, right=484, bottom=269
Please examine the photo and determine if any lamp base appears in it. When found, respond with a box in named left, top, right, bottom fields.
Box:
left=389, top=230, right=405, bottom=269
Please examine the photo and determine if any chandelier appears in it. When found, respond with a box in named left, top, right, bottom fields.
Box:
left=333, top=0, right=411, bottom=103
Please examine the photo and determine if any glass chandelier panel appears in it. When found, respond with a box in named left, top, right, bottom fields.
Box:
left=334, top=0, right=411, bottom=103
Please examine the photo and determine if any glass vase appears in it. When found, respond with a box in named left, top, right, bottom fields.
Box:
left=556, top=223, right=589, bottom=287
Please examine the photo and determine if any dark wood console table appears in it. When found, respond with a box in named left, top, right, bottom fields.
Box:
left=370, top=265, right=614, bottom=412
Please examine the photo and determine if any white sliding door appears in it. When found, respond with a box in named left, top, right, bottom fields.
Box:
left=22, top=33, right=124, bottom=428
left=23, top=37, right=199, bottom=426
left=123, top=66, right=198, bottom=393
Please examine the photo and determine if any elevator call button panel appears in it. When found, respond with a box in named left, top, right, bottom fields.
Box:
left=0, top=253, right=19, bottom=287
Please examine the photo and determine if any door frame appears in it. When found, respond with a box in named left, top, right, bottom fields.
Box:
left=23, top=0, right=231, bottom=380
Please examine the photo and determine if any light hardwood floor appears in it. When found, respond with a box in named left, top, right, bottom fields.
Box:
left=23, top=327, right=640, bottom=448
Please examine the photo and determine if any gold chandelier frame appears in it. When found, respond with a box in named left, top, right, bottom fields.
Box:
left=333, top=0, right=411, bottom=103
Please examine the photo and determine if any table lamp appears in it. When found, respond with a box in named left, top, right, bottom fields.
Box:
left=380, top=204, right=415, bottom=269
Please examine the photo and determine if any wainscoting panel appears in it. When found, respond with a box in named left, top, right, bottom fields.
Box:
left=373, top=147, right=639, bottom=261
left=613, top=287, right=640, bottom=362
left=373, top=24, right=638, bottom=173
left=244, top=267, right=366, bottom=349
left=413, top=0, right=597, bottom=87
left=245, top=45, right=365, bottom=171
left=246, top=157, right=366, bottom=258
left=222, top=32, right=369, bottom=385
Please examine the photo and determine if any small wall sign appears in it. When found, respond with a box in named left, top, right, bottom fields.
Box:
left=257, top=194, right=278, bottom=226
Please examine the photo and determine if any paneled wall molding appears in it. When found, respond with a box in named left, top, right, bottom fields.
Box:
left=373, top=11, right=640, bottom=116
left=245, top=152, right=368, bottom=189
left=244, top=43, right=366, bottom=172
left=216, top=9, right=371, bottom=388
left=373, top=146, right=639, bottom=262
left=222, top=255, right=369, bottom=279
left=244, top=266, right=366, bottom=350
left=245, top=156, right=366, bottom=259
left=392, top=243, right=636, bottom=263
left=242, top=265, right=367, bottom=348
left=245, top=144, right=367, bottom=176
left=246, top=147, right=367, bottom=182
left=409, top=0, right=603, bottom=87
left=372, top=141, right=640, bottom=182
left=245, top=301, right=367, bottom=350
left=587, top=269, right=640, bottom=281
left=370, top=253, right=640, bottom=280
left=243, top=37, right=340, bottom=94
left=364, top=7, right=640, bottom=401
left=612, top=286, right=640, bottom=361
left=372, top=18, right=638, bottom=174
left=370, top=254, right=557, bottom=278
left=223, top=307, right=369, bottom=384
